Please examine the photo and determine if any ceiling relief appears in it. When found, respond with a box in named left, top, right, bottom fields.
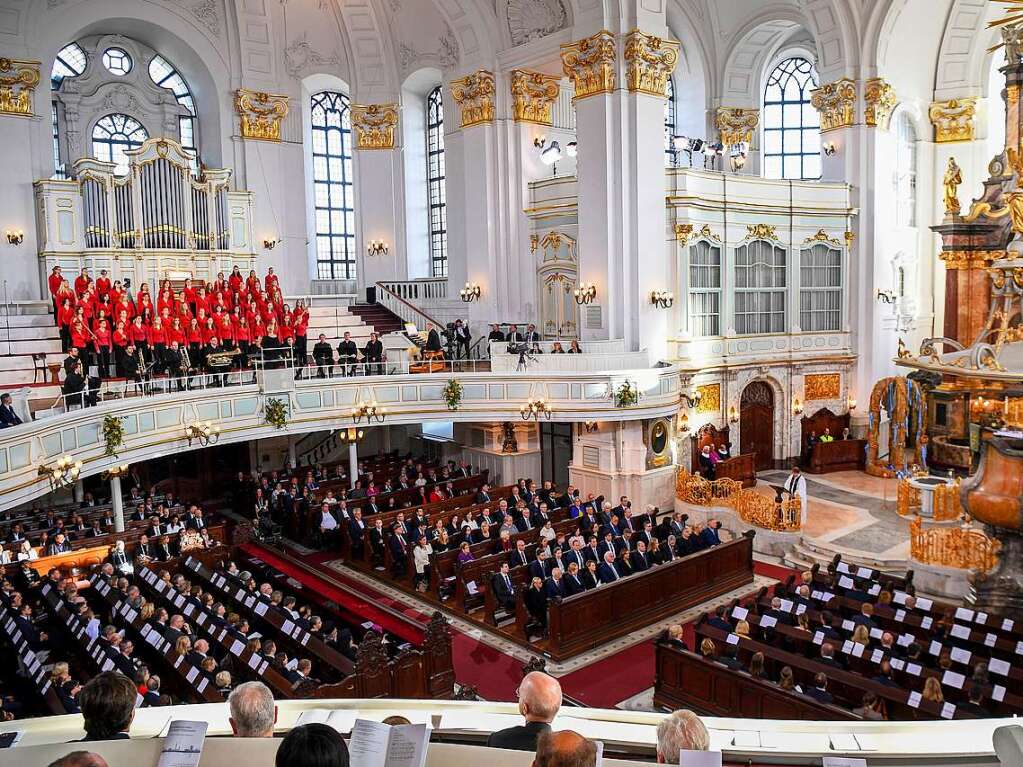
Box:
left=506, top=0, right=568, bottom=46
left=284, top=32, right=342, bottom=78
left=398, top=23, right=460, bottom=72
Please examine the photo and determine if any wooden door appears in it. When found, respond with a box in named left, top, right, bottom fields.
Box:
left=740, top=381, right=775, bottom=471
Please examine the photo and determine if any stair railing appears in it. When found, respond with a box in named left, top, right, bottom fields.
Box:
left=375, top=281, right=445, bottom=330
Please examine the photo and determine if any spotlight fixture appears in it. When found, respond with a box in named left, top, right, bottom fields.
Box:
left=679, top=412, right=690, bottom=434
left=101, top=463, right=130, bottom=481
left=650, top=290, right=674, bottom=309
left=583, top=421, right=598, bottom=433
left=876, top=289, right=896, bottom=304
left=539, top=140, right=562, bottom=175
left=185, top=420, right=220, bottom=446
left=566, top=141, right=577, bottom=158
left=263, top=237, right=281, bottom=250
left=521, top=398, right=552, bottom=421
left=367, top=239, right=389, bottom=256
left=352, top=400, right=386, bottom=424
left=823, top=141, right=837, bottom=156
left=38, top=454, right=83, bottom=489
left=459, top=282, right=482, bottom=303
left=792, top=397, right=804, bottom=416
left=728, top=406, right=739, bottom=424
left=848, top=396, right=857, bottom=412
left=6, top=229, right=24, bottom=245
left=574, top=282, right=597, bottom=305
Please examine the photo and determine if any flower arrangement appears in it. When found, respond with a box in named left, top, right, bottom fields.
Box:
left=102, top=415, right=125, bottom=457
left=614, top=381, right=639, bottom=408
left=264, top=397, right=289, bottom=430
left=443, top=379, right=463, bottom=411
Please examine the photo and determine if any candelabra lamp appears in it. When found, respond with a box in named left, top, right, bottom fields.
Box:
left=521, top=398, right=552, bottom=421
left=101, top=463, right=130, bottom=480
left=460, top=282, right=481, bottom=302
left=352, top=400, right=386, bottom=424
left=185, top=421, right=220, bottom=446
left=574, top=283, right=597, bottom=305
left=39, top=455, right=82, bottom=489
left=650, top=290, right=674, bottom=309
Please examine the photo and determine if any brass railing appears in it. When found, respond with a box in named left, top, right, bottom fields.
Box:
left=676, top=469, right=801, bottom=532
left=909, top=516, right=999, bottom=571
left=896, top=477, right=964, bottom=521
left=896, top=478, right=922, bottom=517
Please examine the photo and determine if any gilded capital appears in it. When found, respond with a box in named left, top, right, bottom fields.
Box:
left=561, top=30, right=616, bottom=100
left=351, top=103, right=398, bottom=149
left=810, top=77, right=857, bottom=133
left=0, top=58, right=41, bottom=117
left=510, top=69, right=561, bottom=125
left=622, top=29, right=680, bottom=97
left=674, top=223, right=693, bottom=245
left=864, top=77, right=896, bottom=130
left=235, top=88, right=289, bottom=141
left=929, top=98, right=977, bottom=143
left=450, top=70, right=495, bottom=128
left=715, top=107, right=759, bottom=146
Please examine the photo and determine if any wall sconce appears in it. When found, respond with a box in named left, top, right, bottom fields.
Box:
left=681, top=382, right=702, bottom=409
left=822, top=142, right=837, bottom=156
left=650, top=290, right=674, bottom=309
left=521, top=398, right=552, bottom=421
left=367, top=239, right=388, bottom=256
left=38, top=455, right=83, bottom=489
left=848, top=396, right=857, bottom=412
left=185, top=421, right=220, bottom=446
left=793, top=397, right=804, bottom=416
left=101, top=463, right=130, bottom=481
left=876, top=289, right=896, bottom=304
left=263, top=237, right=280, bottom=250
left=535, top=136, right=562, bottom=175
left=728, top=406, right=739, bottom=424
left=352, top=400, right=386, bottom=424
left=566, top=141, right=577, bottom=158
left=459, top=282, right=482, bottom=303
left=574, top=283, right=597, bottom=305
left=679, top=412, right=690, bottom=434
left=583, top=421, right=598, bottom=433
left=339, top=427, right=364, bottom=442
left=6, top=229, right=24, bottom=245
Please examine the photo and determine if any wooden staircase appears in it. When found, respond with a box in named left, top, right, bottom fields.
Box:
left=347, top=303, right=406, bottom=335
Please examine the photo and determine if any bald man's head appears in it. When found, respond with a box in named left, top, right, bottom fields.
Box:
left=48, top=753, right=110, bottom=767
left=533, top=730, right=597, bottom=767
left=519, top=671, right=563, bottom=723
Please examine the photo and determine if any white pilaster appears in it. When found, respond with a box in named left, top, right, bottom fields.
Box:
left=110, top=475, right=124, bottom=533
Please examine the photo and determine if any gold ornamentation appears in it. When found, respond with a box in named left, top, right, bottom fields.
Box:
left=622, top=29, right=680, bottom=97
left=350, top=103, right=398, bottom=150
left=0, top=58, right=40, bottom=117
left=909, top=516, right=998, bottom=571
left=714, top=107, right=759, bottom=146
left=746, top=223, right=777, bottom=241
left=674, top=223, right=693, bottom=244
left=810, top=78, right=857, bottom=133
left=897, top=338, right=913, bottom=359
left=863, top=77, right=896, bottom=130
left=695, top=383, right=720, bottom=414
left=928, top=98, right=977, bottom=143
left=804, top=373, right=841, bottom=401
left=844, top=231, right=855, bottom=248
left=450, top=70, right=495, bottom=128
left=939, top=250, right=1002, bottom=270
left=561, top=30, right=616, bottom=100
left=510, top=69, right=560, bottom=125
left=235, top=89, right=289, bottom=141
left=675, top=471, right=801, bottom=531
left=530, top=233, right=539, bottom=253
left=803, top=229, right=842, bottom=248
left=676, top=469, right=741, bottom=506
left=943, top=157, right=963, bottom=216
left=697, top=225, right=721, bottom=243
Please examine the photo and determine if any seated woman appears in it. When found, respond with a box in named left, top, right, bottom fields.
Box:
left=568, top=340, right=582, bottom=353
left=550, top=342, right=566, bottom=354
left=456, top=541, right=475, bottom=563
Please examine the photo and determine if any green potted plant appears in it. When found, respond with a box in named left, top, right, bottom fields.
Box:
left=443, top=379, right=463, bottom=411
left=614, top=381, right=639, bottom=408
left=264, top=397, right=289, bottom=429
left=102, top=414, right=125, bottom=457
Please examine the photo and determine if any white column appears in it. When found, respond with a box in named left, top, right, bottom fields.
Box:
left=288, top=437, right=297, bottom=469
left=110, top=475, right=124, bottom=533
left=73, top=478, right=84, bottom=504
left=382, top=426, right=392, bottom=454
left=349, top=440, right=359, bottom=483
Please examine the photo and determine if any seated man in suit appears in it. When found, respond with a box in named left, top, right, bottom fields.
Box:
left=716, top=644, right=744, bottom=670
left=486, top=670, right=562, bottom=751
left=562, top=562, right=585, bottom=596
left=77, top=671, right=137, bottom=741
left=544, top=568, right=565, bottom=600
left=523, top=576, right=548, bottom=634
left=312, top=334, right=334, bottom=378
left=706, top=605, right=732, bottom=632
left=491, top=563, right=517, bottom=612
left=363, top=332, right=384, bottom=376
left=598, top=551, right=622, bottom=584
left=803, top=672, right=834, bottom=704
left=699, top=519, right=722, bottom=548
left=630, top=540, right=651, bottom=572
left=336, top=332, right=359, bottom=376
left=388, top=525, right=410, bottom=576
left=423, top=323, right=444, bottom=356
left=0, top=393, right=21, bottom=428
left=818, top=642, right=844, bottom=669
left=509, top=539, right=530, bottom=569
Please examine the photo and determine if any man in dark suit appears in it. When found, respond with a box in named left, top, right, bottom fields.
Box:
left=363, top=332, right=384, bottom=375
left=312, top=334, right=334, bottom=377
left=491, top=563, right=516, bottom=612
left=348, top=509, right=366, bottom=558
left=486, top=671, right=561, bottom=751
left=453, top=319, right=471, bottom=359
left=0, top=393, right=21, bottom=428
left=804, top=673, right=834, bottom=704
left=389, top=524, right=409, bottom=576
left=716, top=645, right=744, bottom=670
left=818, top=642, right=844, bottom=669
left=630, top=541, right=651, bottom=571
left=529, top=551, right=549, bottom=582
left=337, top=332, right=358, bottom=376
left=509, top=540, right=530, bottom=569
left=699, top=519, right=722, bottom=548
left=544, top=568, right=564, bottom=600
left=423, top=323, right=443, bottom=354
left=562, top=563, right=585, bottom=596
left=530, top=502, right=551, bottom=530
left=505, top=324, right=524, bottom=346
left=476, top=484, right=492, bottom=503
left=706, top=605, right=732, bottom=632
left=598, top=552, right=622, bottom=584
left=76, top=671, right=137, bottom=741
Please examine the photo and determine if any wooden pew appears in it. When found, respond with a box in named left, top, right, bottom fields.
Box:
left=544, top=534, right=755, bottom=660
left=715, top=454, right=757, bottom=487
left=808, top=439, right=867, bottom=473
left=0, top=602, right=67, bottom=714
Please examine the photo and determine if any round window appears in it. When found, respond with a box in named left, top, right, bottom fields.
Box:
left=102, top=48, right=133, bottom=76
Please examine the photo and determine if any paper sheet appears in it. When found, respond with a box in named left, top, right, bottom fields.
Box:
left=157, top=720, right=208, bottom=767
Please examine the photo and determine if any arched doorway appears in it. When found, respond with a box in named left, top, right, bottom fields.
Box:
left=740, top=381, right=775, bottom=471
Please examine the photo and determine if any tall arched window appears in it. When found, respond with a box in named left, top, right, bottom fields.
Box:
left=310, top=91, right=357, bottom=280
left=734, top=240, right=787, bottom=335
left=664, top=78, right=676, bottom=165
left=895, top=113, right=918, bottom=228
left=51, top=42, right=86, bottom=178
left=427, top=86, right=447, bottom=278
left=92, top=114, right=148, bottom=174
left=763, top=57, right=820, bottom=180
left=149, top=54, right=198, bottom=164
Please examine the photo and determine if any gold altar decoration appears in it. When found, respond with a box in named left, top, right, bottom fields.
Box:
left=0, top=58, right=40, bottom=117
left=673, top=223, right=693, bottom=244
left=715, top=107, right=759, bottom=147
left=510, top=69, right=561, bottom=125
left=561, top=30, right=616, bottom=100
left=450, top=70, right=496, bottom=128
left=943, top=157, right=963, bottom=216
left=938, top=249, right=1002, bottom=270
left=803, top=229, right=843, bottom=248
left=804, top=373, right=841, bottom=401
left=897, top=477, right=922, bottom=517
left=909, top=516, right=999, bottom=571
left=865, top=376, right=926, bottom=477
left=235, top=89, right=289, bottom=142
left=810, top=78, right=857, bottom=133
left=896, top=477, right=964, bottom=521
left=350, top=103, right=398, bottom=150
left=676, top=469, right=741, bottom=506
left=863, top=77, right=896, bottom=130
left=746, top=223, right=777, bottom=241
left=928, top=98, right=977, bottom=143
left=675, top=469, right=802, bottom=532
left=622, top=30, right=680, bottom=97
left=696, top=383, right=720, bottom=414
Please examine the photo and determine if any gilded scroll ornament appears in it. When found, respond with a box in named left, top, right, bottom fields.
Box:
left=864, top=77, right=896, bottom=130
left=943, top=157, right=963, bottom=216
left=697, top=225, right=721, bottom=243
left=696, top=384, right=720, bottom=414
left=235, top=89, right=289, bottom=141
left=351, top=103, right=398, bottom=150
left=450, top=70, right=495, bottom=128
left=928, top=98, right=977, bottom=143
left=804, top=373, right=841, bottom=401
left=0, top=58, right=41, bottom=117
left=803, top=229, right=842, bottom=248
left=715, top=107, right=759, bottom=146
left=622, top=29, right=680, bottom=97
left=510, top=69, right=560, bottom=125
left=673, top=223, right=693, bottom=244
left=746, top=224, right=777, bottom=241
left=560, top=30, right=616, bottom=100
left=810, top=78, right=857, bottom=133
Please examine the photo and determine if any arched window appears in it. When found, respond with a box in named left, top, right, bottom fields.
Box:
left=895, top=113, right=917, bottom=228
left=310, top=91, right=357, bottom=280
left=734, top=240, right=787, bottom=334
left=799, top=243, right=842, bottom=332
left=689, top=240, right=721, bottom=336
left=763, top=57, right=820, bottom=180
left=664, top=78, right=676, bottom=165
left=427, top=86, right=447, bottom=278
left=149, top=54, right=198, bottom=164
left=92, top=114, right=148, bottom=174
left=51, top=42, right=86, bottom=178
